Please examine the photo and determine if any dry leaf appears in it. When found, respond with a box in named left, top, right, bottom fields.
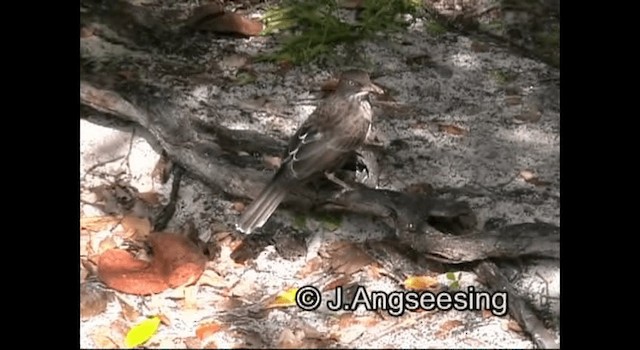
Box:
left=183, top=337, right=202, bottom=349
left=81, top=216, right=120, bottom=232
left=230, top=278, right=255, bottom=297
left=267, top=287, right=299, bottom=308
left=323, top=276, right=352, bottom=292
left=118, top=298, right=141, bottom=322
left=138, top=191, right=161, bottom=205
left=196, top=12, right=263, bottom=36
left=203, top=340, right=219, bottom=349
left=438, top=124, right=468, bottom=136
left=81, top=283, right=113, bottom=320
left=435, top=319, right=464, bottom=339
left=507, top=319, right=523, bottom=332
left=121, top=216, right=151, bottom=240
left=365, top=264, right=383, bottom=280
left=184, top=285, right=199, bottom=309
left=326, top=241, right=374, bottom=276
left=186, top=3, right=225, bottom=27
left=158, top=314, right=172, bottom=326
left=197, top=270, right=228, bottom=288
left=91, top=326, right=119, bottom=349
left=482, top=309, right=493, bottom=318
left=196, top=322, right=223, bottom=340
left=403, top=275, right=439, bottom=291
left=336, top=324, right=367, bottom=344
left=277, top=328, right=304, bottom=349
left=295, top=257, right=324, bottom=278
left=81, top=258, right=98, bottom=277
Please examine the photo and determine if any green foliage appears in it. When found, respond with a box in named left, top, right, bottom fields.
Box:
left=259, top=0, right=420, bottom=64
left=446, top=271, right=461, bottom=290
left=315, top=212, right=343, bottom=231
left=293, top=213, right=308, bottom=230
left=425, top=20, right=446, bottom=36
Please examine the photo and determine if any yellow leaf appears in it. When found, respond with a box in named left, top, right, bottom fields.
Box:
left=267, top=287, right=299, bottom=308
left=125, top=316, right=161, bottom=348
left=403, top=276, right=439, bottom=291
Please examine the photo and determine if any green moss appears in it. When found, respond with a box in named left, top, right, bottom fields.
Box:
left=315, top=212, right=343, bottom=231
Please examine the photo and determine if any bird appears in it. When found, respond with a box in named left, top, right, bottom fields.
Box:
left=236, top=69, right=384, bottom=234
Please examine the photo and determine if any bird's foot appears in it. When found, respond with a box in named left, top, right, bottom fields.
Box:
left=324, top=171, right=353, bottom=191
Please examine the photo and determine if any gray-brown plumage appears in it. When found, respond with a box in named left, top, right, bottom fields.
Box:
left=236, top=69, right=384, bottom=234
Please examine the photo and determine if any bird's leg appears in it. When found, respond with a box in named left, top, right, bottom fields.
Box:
left=324, top=171, right=354, bottom=191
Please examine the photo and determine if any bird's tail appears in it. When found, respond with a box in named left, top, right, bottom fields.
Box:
left=236, top=180, right=288, bottom=234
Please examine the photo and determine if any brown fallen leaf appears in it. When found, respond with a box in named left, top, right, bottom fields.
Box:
left=183, top=336, right=202, bottom=349
left=186, top=3, right=225, bottom=27
left=277, top=328, right=304, bottom=349
left=435, top=319, right=464, bottom=339
left=365, top=264, right=384, bottom=280
left=196, top=322, right=223, bottom=340
left=197, top=270, right=228, bottom=288
left=515, top=108, right=542, bottom=123
left=323, top=276, right=352, bottom=292
left=158, top=314, right=172, bottom=327
left=81, top=282, right=113, bottom=321
left=482, top=308, right=493, bottom=318
left=195, top=12, right=263, bottom=36
left=325, top=241, right=374, bottom=276
left=438, top=123, right=468, bottom=136
left=121, top=216, right=152, bottom=240
left=296, top=256, right=324, bottom=278
left=91, top=326, right=119, bottom=349
left=137, top=191, right=162, bottom=206
left=98, top=233, right=206, bottom=295
left=118, top=297, right=141, bottom=322
left=506, top=319, right=523, bottom=332
left=81, top=216, right=120, bottom=232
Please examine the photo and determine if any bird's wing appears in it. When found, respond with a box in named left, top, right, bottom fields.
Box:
left=283, top=108, right=363, bottom=180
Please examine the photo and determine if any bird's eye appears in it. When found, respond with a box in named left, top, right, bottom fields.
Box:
left=348, top=80, right=356, bottom=86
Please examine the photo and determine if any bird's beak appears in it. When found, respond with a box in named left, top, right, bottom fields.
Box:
left=366, top=82, right=384, bottom=95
